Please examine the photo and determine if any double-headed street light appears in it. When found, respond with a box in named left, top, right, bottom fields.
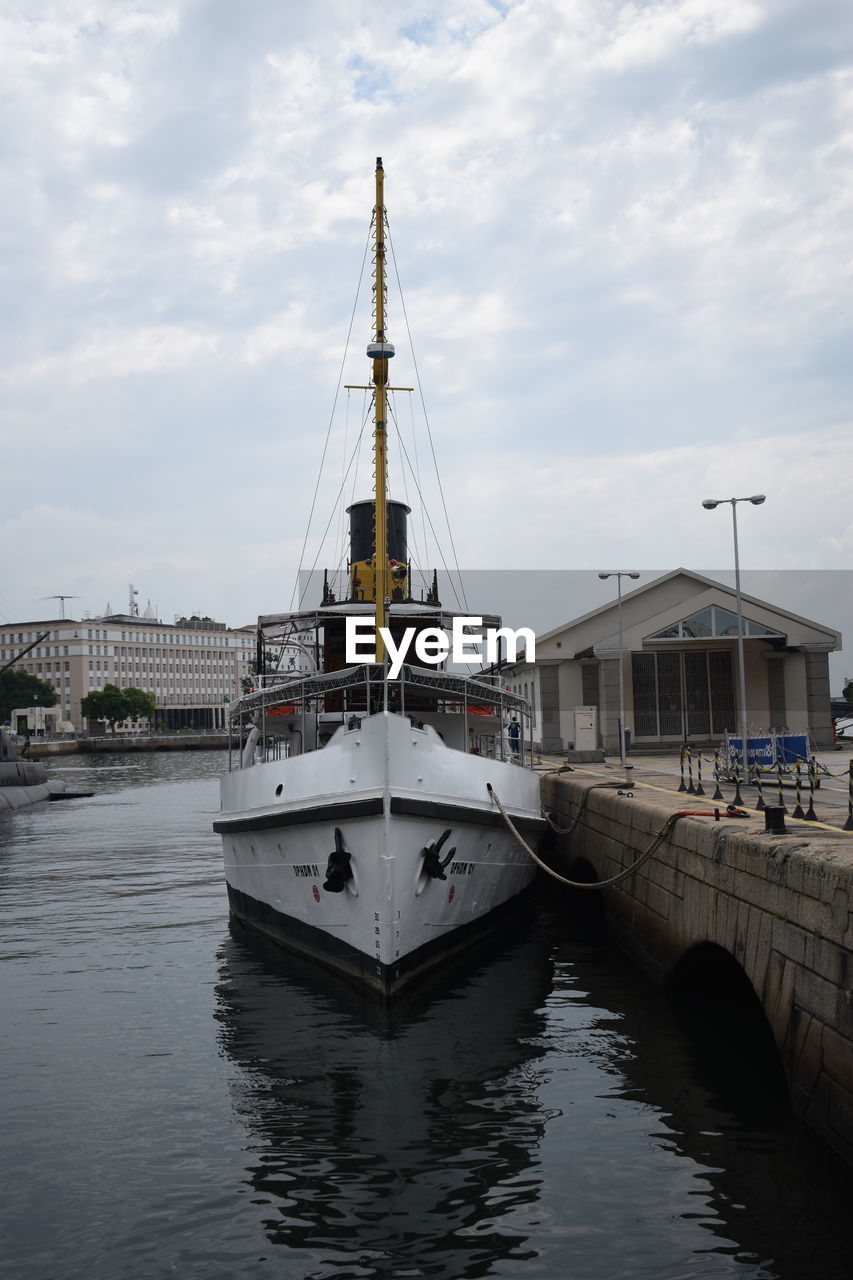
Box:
left=701, top=495, right=766, bottom=774
left=598, top=570, right=641, bottom=770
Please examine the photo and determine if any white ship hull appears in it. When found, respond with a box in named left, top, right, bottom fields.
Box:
left=215, top=710, right=544, bottom=995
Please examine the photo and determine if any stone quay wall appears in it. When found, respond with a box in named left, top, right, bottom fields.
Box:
left=27, top=733, right=229, bottom=756
left=542, top=772, right=853, bottom=1166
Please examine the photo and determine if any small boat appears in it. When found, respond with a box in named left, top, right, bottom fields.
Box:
left=0, top=729, right=83, bottom=810
left=214, top=159, right=545, bottom=996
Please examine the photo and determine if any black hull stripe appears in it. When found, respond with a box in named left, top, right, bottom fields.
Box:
left=214, top=793, right=546, bottom=835
left=214, top=796, right=383, bottom=833
left=226, top=883, right=534, bottom=998
left=389, top=795, right=545, bottom=832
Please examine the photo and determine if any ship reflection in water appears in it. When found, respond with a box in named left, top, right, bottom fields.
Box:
left=215, top=894, right=853, bottom=1280
left=215, top=915, right=551, bottom=1277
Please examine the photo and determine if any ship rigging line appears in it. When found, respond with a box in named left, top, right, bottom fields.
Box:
left=406, top=392, right=429, bottom=594
left=300, top=412, right=371, bottom=601
left=387, top=396, right=418, bottom=576
left=334, top=385, right=353, bottom=578
left=387, top=223, right=469, bottom=613
left=327, top=394, right=375, bottom=592
left=386, top=398, right=469, bottom=616
left=290, top=217, right=374, bottom=611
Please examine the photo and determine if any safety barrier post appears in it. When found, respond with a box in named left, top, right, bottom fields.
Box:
left=776, top=761, right=786, bottom=812
left=695, top=752, right=705, bottom=797
left=686, top=750, right=695, bottom=795
left=792, top=760, right=805, bottom=819
left=845, top=760, right=853, bottom=832
left=753, top=763, right=766, bottom=811
left=732, top=761, right=744, bottom=807
left=712, top=749, right=724, bottom=801
left=678, top=746, right=687, bottom=793
left=805, top=759, right=818, bottom=822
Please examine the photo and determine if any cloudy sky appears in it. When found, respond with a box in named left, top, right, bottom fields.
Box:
left=2, top=0, right=852, bottom=678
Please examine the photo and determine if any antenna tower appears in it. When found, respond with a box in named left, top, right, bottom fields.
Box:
left=41, top=594, right=80, bottom=620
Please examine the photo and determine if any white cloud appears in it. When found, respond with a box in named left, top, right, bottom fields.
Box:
left=0, top=0, right=850, bottom=639
left=439, top=424, right=853, bottom=572
left=596, top=0, right=764, bottom=70
left=3, top=326, right=219, bottom=385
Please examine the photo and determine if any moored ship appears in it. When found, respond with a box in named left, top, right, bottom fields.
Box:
left=215, top=159, right=544, bottom=996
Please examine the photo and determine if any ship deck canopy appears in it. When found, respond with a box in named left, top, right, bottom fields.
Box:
left=227, top=661, right=531, bottom=722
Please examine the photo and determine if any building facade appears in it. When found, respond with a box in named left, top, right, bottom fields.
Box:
left=1, top=612, right=255, bottom=733
left=502, top=570, right=840, bottom=754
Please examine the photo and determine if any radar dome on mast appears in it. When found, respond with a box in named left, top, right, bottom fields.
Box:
left=366, top=341, right=395, bottom=359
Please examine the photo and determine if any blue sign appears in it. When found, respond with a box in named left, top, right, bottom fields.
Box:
left=727, top=733, right=810, bottom=768
left=727, top=736, right=774, bottom=767
left=776, top=734, right=809, bottom=764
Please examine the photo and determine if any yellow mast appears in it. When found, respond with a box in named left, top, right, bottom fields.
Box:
left=370, top=157, right=391, bottom=663
left=345, top=161, right=412, bottom=658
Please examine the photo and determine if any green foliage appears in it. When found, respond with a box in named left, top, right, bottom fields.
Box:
left=81, top=684, right=156, bottom=733
left=123, top=686, right=156, bottom=720
left=844, top=678, right=853, bottom=704
left=0, top=670, right=58, bottom=721
left=81, top=684, right=128, bottom=733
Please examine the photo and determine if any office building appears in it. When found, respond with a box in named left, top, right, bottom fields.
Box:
left=1, top=610, right=255, bottom=733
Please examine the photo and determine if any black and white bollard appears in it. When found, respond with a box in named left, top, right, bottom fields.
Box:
left=792, top=760, right=805, bottom=820
left=805, top=759, right=818, bottom=822
left=732, top=761, right=744, bottom=807
left=712, top=749, right=724, bottom=802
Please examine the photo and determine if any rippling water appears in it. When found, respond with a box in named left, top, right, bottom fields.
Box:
left=2, top=751, right=853, bottom=1280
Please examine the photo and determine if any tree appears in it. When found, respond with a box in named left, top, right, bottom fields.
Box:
left=81, top=685, right=156, bottom=734
left=844, top=678, right=853, bottom=705
left=0, top=671, right=57, bottom=722
left=122, top=687, right=156, bottom=721
left=81, top=684, right=130, bottom=734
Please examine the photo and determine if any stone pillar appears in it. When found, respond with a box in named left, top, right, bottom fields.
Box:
left=765, top=653, right=787, bottom=731
left=598, top=656, right=621, bottom=755
left=803, top=648, right=833, bottom=747
left=538, top=664, right=563, bottom=754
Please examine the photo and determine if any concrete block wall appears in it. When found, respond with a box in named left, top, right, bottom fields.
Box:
left=804, top=650, right=834, bottom=747
left=542, top=773, right=853, bottom=1166
left=538, top=666, right=563, bottom=754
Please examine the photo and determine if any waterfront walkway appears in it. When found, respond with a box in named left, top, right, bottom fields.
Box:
left=534, top=747, right=853, bottom=837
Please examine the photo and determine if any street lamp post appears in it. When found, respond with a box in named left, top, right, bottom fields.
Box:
left=598, top=571, right=641, bottom=771
left=701, top=495, right=766, bottom=775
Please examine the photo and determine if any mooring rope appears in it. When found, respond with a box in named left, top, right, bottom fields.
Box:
left=486, top=782, right=685, bottom=891
left=542, top=780, right=624, bottom=837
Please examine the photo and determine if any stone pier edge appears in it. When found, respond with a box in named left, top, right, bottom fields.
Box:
left=542, top=772, right=853, bottom=1167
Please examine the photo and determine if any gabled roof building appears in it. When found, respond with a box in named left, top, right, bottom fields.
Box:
left=503, top=570, right=840, bottom=754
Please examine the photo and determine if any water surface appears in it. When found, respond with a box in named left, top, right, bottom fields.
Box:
left=1, top=751, right=852, bottom=1279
